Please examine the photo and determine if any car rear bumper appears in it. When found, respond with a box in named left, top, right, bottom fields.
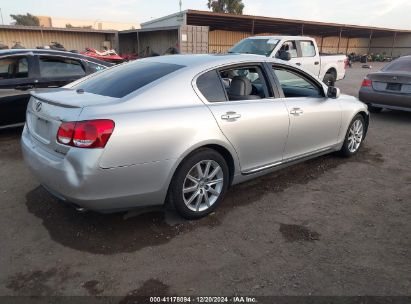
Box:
left=359, top=88, right=411, bottom=111
left=21, top=125, right=175, bottom=213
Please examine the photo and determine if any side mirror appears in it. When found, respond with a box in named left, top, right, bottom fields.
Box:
left=278, top=50, right=291, bottom=61
left=327, top=86, right=340, bottom=99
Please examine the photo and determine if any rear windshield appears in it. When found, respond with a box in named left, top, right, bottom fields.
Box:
left=72, top=61, right=184, bottom=98
left=228, top=39, right=280, bottom=56
left=382, top=58, right=411, bottom=73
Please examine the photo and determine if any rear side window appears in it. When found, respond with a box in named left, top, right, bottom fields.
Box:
left=73, top=61, right=184, bottom=98
left=0, top=56, right=29, bottom=79
left=196, top=70, right=227, bottom=102
left=300, top=41, right=316, bottom=57
left=383, top=59, right=411, bottom=72
left=39, top=56, right=85, bottom=78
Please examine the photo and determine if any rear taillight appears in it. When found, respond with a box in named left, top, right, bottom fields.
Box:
left=344, top=58, right=349, bottom=69
left=57, top=120, right=115, bottom=149
left=361, top=78, right=372, bottom=87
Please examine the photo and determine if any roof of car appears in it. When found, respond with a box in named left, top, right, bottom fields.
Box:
left=139, top=53, right=280, bottom=69
left=0, top=49, right=112, bottom=66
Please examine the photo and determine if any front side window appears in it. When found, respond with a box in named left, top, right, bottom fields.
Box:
left=39, top=56, right=86, bottom=78
left=72, top=61, right=185, bottom=98
left=277, top=41, right=298, bottom=58
left=196, top=70, right=227, bottom=102
left=273, top=67, right=324, bottom=98
left=0, top=56, right=29, bottom=79
left=300, top=41, right=316, bottom=57
left=219, top=66, right=270, bottom=101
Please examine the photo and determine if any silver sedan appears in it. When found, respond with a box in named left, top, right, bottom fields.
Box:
left=22, top=54, right=369, bottom=219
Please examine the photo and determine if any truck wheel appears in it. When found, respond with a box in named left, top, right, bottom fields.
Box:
left=323, top=73, right=336, bottom=86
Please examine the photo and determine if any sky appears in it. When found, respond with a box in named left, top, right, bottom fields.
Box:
left=0, top=0, right=410, bottom=30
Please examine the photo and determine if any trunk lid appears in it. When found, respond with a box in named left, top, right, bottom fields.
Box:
left=368, top=72, right=411, bottom=94
left=27, top=89, right=118, bottom=156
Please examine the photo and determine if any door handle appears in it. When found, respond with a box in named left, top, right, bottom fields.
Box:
left=15, top=84, right=34, bottom=91
left=295, top=62, right=302, bottom=66
left=314, top=61, right=320, bottom=65
left=221, top=112, right=241, bottom=121
left=290, top=108, right=304, bottom=116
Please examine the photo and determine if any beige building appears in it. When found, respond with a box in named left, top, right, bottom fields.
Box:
left=37, top=15, right=139, bottom=31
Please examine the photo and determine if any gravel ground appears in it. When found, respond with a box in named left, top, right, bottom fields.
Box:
left=0, top=63, right=410, bottom=297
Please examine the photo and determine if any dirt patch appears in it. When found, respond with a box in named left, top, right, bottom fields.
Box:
left=120, top=279, right=172, bottom=303
left=82, top=280, right=104, bottom=295
left=6, top=266, right=78, bottom=296
left=279, top=223, right=320, bottom=242
left=219, top=146, right=383, bottom=213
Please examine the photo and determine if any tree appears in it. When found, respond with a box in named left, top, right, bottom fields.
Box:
left=10, top=13, right=39, bottom=26
left=207, top=0, right=244, bottom=14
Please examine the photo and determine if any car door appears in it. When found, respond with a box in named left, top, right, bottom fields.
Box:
left=0, top=54, right=36, bottom=128
left=270, top=64, right=341, bottom=160
left=195, top=64, right=290, bottom=173
left=34, top=55, right=87, bottom=90
left=298, top=40, right=321, bottom=76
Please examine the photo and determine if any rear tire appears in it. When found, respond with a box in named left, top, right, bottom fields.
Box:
left=367, top=104, right=383, bottom=113
left=169, top=149, right=229, bottom=220
left=339, top=114, right=365, bottom=157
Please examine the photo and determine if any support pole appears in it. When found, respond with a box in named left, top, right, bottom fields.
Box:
left=337, top=27, right=342, bottom=53
left=301, top=24, right=304, bottom=36
left=251, top=19, right=255, bottom=35
left=390, top=32, right=397, bottom=58
left=136, top=31, right=140, bottom=56
left=346, top=37, right=350, bottom=55
left=367, top=30, right=373, bottom=54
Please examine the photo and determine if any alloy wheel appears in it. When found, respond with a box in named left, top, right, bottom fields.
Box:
left=182, top=160, right=224, bottom=212
left=347, top=119, right=364, bottom=153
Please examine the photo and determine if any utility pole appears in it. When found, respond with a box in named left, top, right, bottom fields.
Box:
left=0, top=8, right=4, bottom=25
left=179, top=0, right=182, bottom=12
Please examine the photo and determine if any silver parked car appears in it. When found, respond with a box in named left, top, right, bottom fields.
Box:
left=22, top=54, right=369, bottom=219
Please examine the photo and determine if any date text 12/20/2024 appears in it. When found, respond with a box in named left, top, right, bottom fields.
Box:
left=150, top=296, right=257, bottom=303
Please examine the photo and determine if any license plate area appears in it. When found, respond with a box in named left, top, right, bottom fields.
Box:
left=29, top=114, right=51, bottom=143
left=386, top=83, right=402, bottom=91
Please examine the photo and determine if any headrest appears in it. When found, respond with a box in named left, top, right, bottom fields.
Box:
left=229, top=76, right=252, bottom=96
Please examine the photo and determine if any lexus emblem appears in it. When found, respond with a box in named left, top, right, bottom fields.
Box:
left=393, top=76, right=398, bottom=80
left=35, top=101, right=42, bottom=112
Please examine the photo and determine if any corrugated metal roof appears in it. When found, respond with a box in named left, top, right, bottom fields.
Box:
left=141, top=10, right=410, bottom=38
left=0, top=24, right=117, bottom=34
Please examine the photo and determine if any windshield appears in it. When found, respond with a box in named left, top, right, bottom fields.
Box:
left=228, top=38, right=280, bottom=56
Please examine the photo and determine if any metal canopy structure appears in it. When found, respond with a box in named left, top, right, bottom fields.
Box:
left=185, top=10, right=410, bottom=38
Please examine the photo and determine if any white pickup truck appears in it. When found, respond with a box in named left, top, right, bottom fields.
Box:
left=229, top=36, right=347, bottom=85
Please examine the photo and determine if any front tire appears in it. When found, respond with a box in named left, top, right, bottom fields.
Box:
left=323, top=73, right=336, bottom=86
left=339, top=114, right=365, bottom=157
left=169, top=149, right=229, bottom=219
